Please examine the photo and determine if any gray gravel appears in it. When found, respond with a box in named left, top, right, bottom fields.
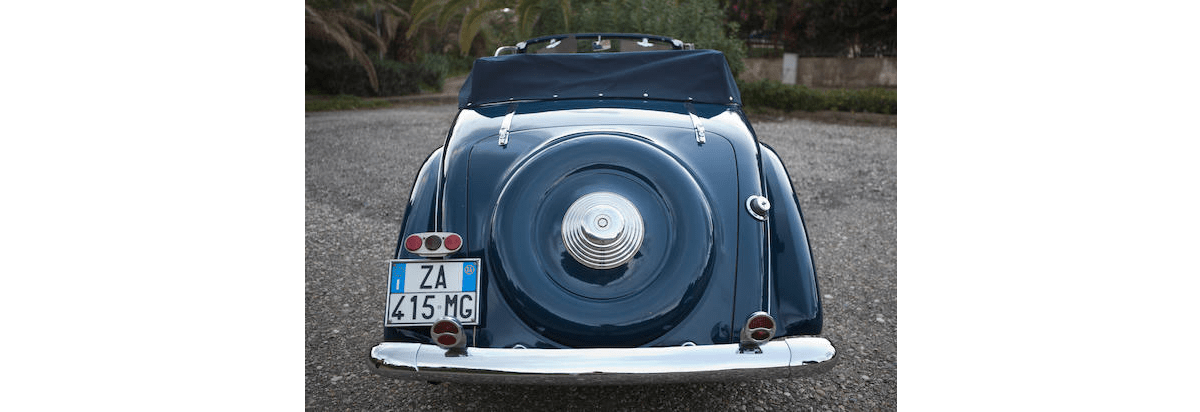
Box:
left=306, top=104, right=896, bottom=410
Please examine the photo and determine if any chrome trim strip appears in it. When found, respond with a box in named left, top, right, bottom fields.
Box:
left=368, top=336, right=835, bottom=385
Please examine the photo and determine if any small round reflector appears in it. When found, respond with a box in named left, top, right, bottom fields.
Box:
left=432, top=321, right=459, bottom=334
left=436, top=335, right=458, bottom=346
left=425, top=234, right=442, bottom=250
left=748, top=316, right=774, bottom=330
left=405, top=235, right=422, bottom=251
left=444, top=233, right=462, bottom=251
left=751, top=330, right=769, bottom=340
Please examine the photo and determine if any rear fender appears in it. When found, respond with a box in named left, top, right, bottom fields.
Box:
left=760, top=143, right=823, bottom=335
left=392, top=147, right=444, bottom=259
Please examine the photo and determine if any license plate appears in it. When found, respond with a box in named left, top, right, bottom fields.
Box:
left=384, top=259, right=481, bottom=326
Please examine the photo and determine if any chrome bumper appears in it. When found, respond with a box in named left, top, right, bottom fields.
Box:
left=368, top=337, right=836, bottom=385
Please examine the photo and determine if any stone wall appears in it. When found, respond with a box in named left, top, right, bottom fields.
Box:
left=740, top=57, right=897, bottom=88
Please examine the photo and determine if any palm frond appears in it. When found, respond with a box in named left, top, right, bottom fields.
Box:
left=517, top=1, right=544, bottom=40
left=559, top=0, right=571, bottom=32
left=380, top=12, right=404, bottom=46
left=328, top=12, right=387, bottom=56
left=406, top=0, right=445, bottom=39
left=381, top=2, right=409, bottom=19
left=437, top=0, right=473, bottom=31
left=305, top=5, right=380, bottom=93
left=459, top=6, right=492, bottom=55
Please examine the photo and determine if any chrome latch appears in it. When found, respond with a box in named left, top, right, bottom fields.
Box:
left=498, top=104, right=516, bottom=146
left=686, top=103, right=706, bottom=144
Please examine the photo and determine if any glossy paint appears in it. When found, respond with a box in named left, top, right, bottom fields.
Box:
left=759, top=143, right=824, bottom=336
left=385, top=99, right=822, bottom=348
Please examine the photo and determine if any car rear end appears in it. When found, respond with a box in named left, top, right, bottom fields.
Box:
left=368, top=44, right=834, bottom=384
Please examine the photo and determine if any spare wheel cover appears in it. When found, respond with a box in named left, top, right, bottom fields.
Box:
left=489, top=133, right=715, bottom=347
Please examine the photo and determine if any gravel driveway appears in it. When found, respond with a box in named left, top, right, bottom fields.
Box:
left=305, top=104, right=896, bottom=410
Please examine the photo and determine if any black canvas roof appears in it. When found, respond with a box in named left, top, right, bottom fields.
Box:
left=458, top=49, right=741, bottom=109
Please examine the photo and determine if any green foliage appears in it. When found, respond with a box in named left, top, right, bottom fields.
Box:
left=306, top=5, right=382, bottom=92
left=738, top=79, right=895, bottom=114
left=305, top=1, right=414, bottom=92
left=532, top=0, right=747, bottom=75
left=458, top=4, right=493, bottom=53
left=401, top=0, right=745, bottom=67
left=307, top=41, right=441, bottom=96
left=375, top=56, right=443, bottom=94
left=306, top=95, right=394, bottom=112
left=727, top=0, right=897, bottom=57
left=419, top=53, right=476, bottom=78
left=406, top=0, right=572, bottom=56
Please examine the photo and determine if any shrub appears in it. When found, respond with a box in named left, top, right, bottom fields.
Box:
left=373, top=56, right=441, bottom=95
left=737, top=79, right=895, bottom=114
left=306, top=40, right=442, bottom=97
left=419, top=53, right=475, bottom=79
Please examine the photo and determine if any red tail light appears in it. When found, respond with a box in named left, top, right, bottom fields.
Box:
left=444, top=234, right=462, bottom=251
left=432, top=321, right=458, bottom=334
left=401, top=232, right=463, bottom=257
left=748, top=315, right=774, bottom=330
left=404, top=235, right=422, bottom=252
left=431, top=317, right=466, bottom=350
left=741, top=311, right=776, bottom=348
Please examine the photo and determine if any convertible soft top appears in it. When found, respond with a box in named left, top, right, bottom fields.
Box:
left=458, top=49, right=742, bottom=108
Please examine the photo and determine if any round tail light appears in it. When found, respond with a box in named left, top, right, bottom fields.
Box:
left=432, top=321, right=459, bottom=334
left=404, top=234, right=423, bottom=252
left=748, top=315, right=774, bottom=330
left=741, top=311, right=776, bottom=347
left=402, top=232, right=463, bottom=257
left=430, top=317, right=466, bottom=350
left=444, top=233, right=462, bottom=251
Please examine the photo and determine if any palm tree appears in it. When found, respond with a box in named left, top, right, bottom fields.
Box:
left=305, top=2, right=409, bottom=93
left=406, top=0, right=572, bottom=55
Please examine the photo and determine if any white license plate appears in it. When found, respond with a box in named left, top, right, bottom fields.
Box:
left=384, top=259, right=480, bottom=326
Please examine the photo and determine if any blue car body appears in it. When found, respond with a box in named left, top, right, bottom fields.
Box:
left=369, top=35, right=835, bottom=384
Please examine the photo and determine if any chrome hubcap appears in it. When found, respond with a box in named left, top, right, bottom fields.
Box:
left=562, top=192, right=643, bottom=269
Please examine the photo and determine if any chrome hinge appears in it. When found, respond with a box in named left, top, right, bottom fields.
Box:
left=498, top=104, right=516, bottom=146
left=686, top=103, right=706, bottom=144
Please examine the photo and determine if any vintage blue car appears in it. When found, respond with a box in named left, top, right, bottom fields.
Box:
left=368, top=34, right=836, bottom=384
